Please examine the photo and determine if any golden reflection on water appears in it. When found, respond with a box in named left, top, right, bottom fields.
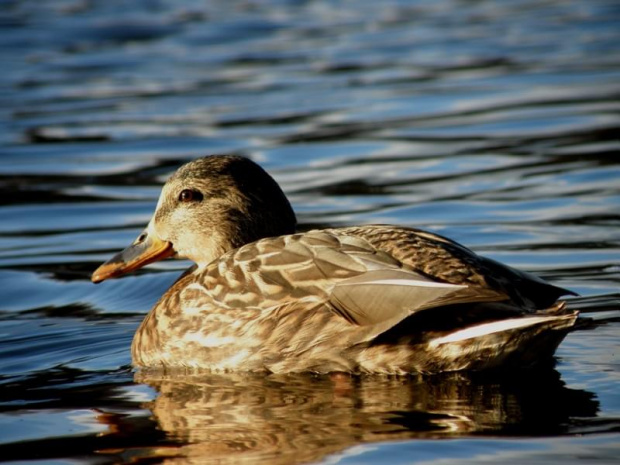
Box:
left=122, top=369, right=596, bottom=464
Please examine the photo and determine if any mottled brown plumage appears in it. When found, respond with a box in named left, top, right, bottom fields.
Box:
left=92, top=155, right=578, bottom=374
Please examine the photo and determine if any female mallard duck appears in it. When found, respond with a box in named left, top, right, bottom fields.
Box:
left=92, top=155, right=578, bottom=374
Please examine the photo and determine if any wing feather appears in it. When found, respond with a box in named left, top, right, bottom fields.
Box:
left=204, top=230, right=507, bottom=328
left=330, top=269, right=506, bottom=326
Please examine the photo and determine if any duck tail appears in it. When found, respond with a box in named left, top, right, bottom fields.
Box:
left=425, top=305, right=578, bottom=372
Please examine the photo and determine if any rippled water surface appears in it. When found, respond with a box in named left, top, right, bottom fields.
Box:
left=1, top=0, right=619, bottom=463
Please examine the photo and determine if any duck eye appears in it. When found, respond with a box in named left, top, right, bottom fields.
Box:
left=178, top=189, right=203, bottom=202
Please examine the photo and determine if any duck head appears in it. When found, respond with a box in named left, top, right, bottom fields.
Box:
left=91, top=155, right=296, bottom=283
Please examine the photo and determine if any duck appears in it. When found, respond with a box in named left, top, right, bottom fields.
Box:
left=92, top=154, right=578, bottom=374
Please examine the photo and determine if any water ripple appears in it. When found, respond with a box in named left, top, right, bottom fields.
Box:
left=0, top=0, right=618, bottom=463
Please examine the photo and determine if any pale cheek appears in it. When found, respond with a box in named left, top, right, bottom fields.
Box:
left=156, top=207, right=227, bottom=265
left=176, top=231, right=226, bottom=265
left=160, top=209, right=191, bottom=243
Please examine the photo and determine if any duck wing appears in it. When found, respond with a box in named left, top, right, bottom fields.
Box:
left=329, top=269, right=503, bottom=327
left=337, top=225, right=575, bottom=310
left=200, top=230, right=508, bottom=332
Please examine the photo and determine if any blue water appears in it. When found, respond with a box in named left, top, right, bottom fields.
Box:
left=0, top=0, right=619, bottom=463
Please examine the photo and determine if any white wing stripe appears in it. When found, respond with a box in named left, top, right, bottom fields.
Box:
left=338, top=279, right=467, bottom=289
left=430, top=316, right=555, bottom=346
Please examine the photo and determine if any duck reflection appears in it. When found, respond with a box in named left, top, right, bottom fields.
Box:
left=127, top=369, right=598, bottom=464
left=132, top=368, right=596, bottom=464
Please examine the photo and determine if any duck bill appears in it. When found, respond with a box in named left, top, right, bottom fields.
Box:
left=91, top=232, right=174, bottom=283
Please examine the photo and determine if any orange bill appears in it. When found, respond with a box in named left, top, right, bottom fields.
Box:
left=91, top=232, right=174, bottom=283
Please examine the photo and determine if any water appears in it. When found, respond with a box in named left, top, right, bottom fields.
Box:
left=0, top=0, right=619, bottom=463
